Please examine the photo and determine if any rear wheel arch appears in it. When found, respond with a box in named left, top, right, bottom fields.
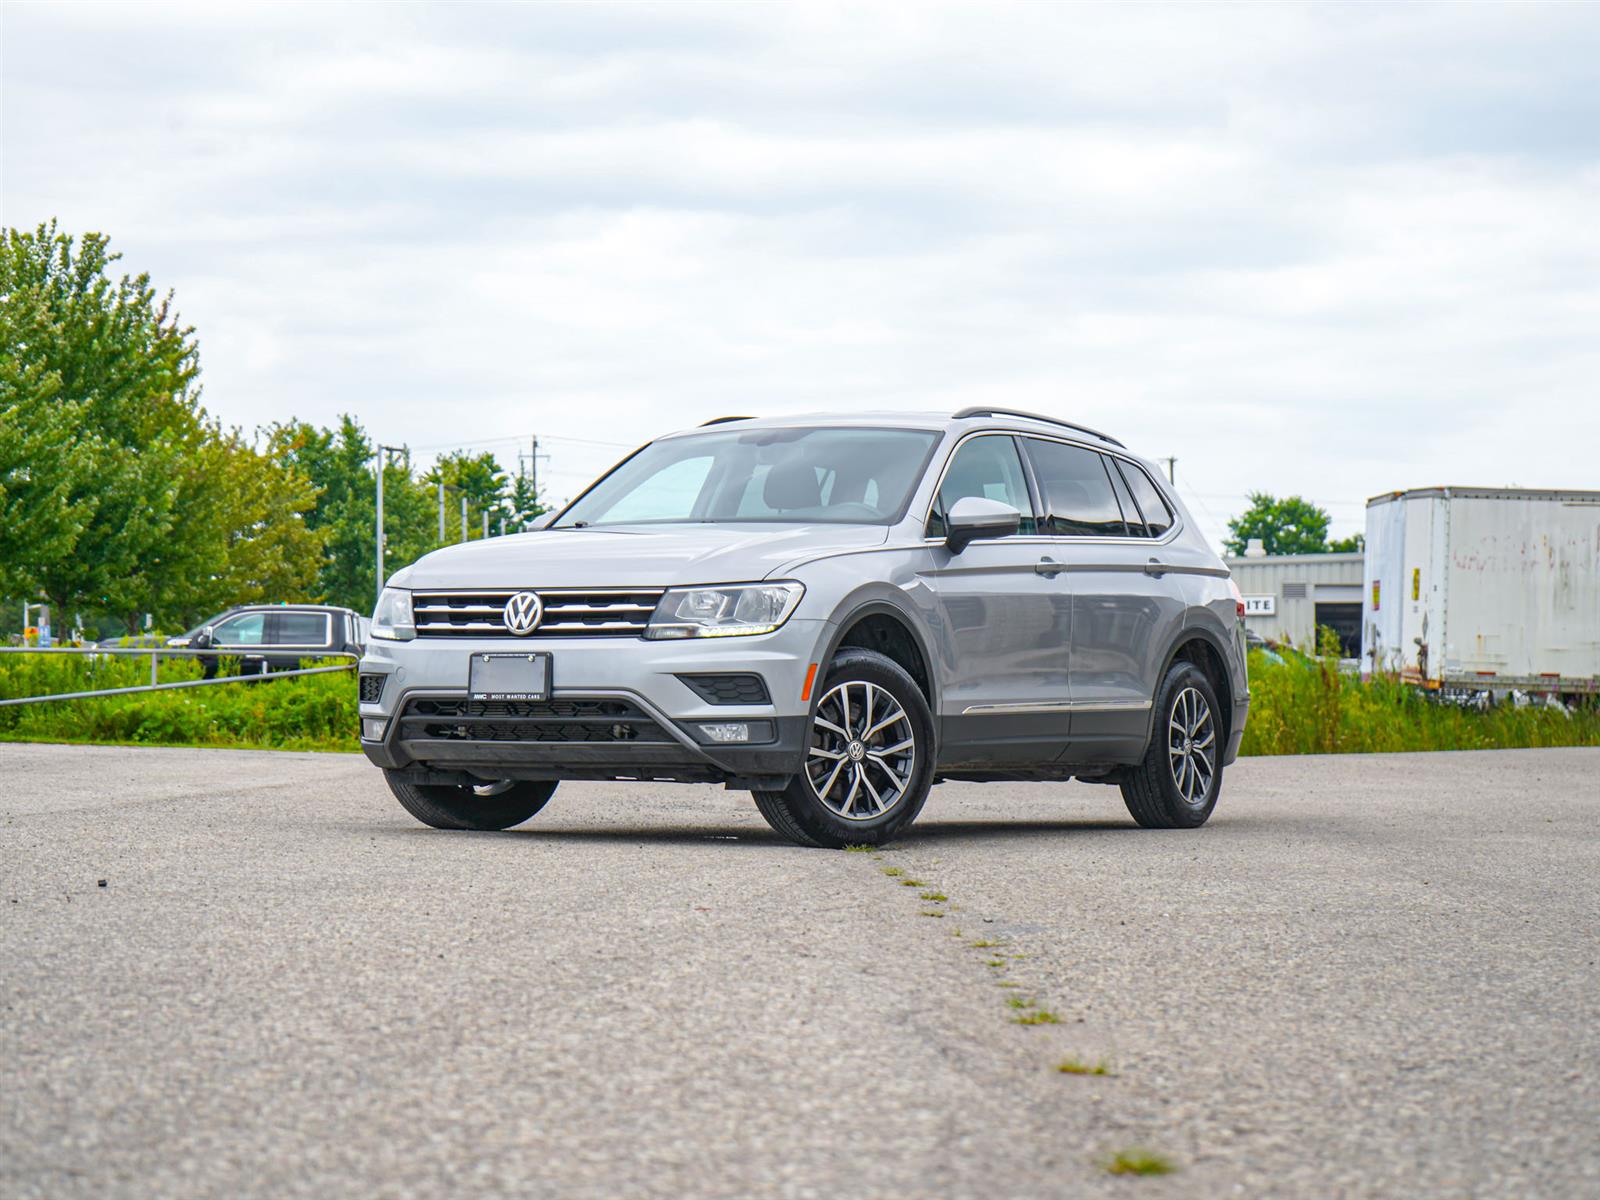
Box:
left=1147, top=628, right=1236, bottom=750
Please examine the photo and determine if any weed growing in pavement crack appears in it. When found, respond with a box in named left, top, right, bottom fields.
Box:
left=919, top=891, right=947, bottom=902
left=1013, top=1009, right=1062, bottom=1026
left=919, top=909, right=945, bottom=918
left=1056, top=1058, right=1115, bottom=1077
left=843, top=844, right=877, bottom=853
left=1101, top=1149, right=1175, bottom=1176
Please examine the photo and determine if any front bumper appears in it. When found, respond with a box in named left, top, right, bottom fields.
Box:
left=357, top=619, right=831, bottom=788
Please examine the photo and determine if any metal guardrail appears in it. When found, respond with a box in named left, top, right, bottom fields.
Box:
left=0, top=645, right=359, bottom=707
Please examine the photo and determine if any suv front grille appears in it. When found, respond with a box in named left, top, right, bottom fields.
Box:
left=397, top=697, right=673, bottom=744
left=412, top=589, right=665, bottom=638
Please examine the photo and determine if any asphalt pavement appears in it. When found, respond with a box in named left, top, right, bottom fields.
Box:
left=3, top=743, right=1597, bottom=1199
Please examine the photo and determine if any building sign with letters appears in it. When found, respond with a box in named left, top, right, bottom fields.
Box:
left=1242, top=595, right=1276, bottom=617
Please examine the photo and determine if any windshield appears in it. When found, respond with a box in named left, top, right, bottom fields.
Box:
left=554, top=427, right=941, bottom=528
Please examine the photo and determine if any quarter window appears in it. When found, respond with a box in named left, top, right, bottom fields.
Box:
left=927, top=436, right=1035, bottom=537
left=1116, top=461, right=1176, bottom=537
left=1022, top=438, right=1128, bottom=537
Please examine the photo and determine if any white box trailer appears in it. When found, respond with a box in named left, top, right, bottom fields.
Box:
left=1362, top=487, right=1600, bottom=698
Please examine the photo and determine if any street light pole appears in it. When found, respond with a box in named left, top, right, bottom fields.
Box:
left=375, top=444, right=406, bottom=607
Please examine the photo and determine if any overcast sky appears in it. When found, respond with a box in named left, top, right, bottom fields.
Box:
left=5, top=0, right=1598, bottom=545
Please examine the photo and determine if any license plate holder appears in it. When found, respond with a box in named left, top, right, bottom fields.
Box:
left=468, top=652, right=551, bottom=702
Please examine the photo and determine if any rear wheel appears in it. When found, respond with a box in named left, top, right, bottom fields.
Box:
left=752, top=649, right=935, bottom=848
left=1119, top=661, right=1223, bottom=829
left=384, top=773, right=557, bottom=831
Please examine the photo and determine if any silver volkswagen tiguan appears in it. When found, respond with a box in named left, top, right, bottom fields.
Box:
left=359, top=408, right=1249, bottom=847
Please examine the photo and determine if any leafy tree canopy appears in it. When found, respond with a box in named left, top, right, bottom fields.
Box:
left=1224, top=492, right=1345, bottom=557
left=2, top=222, right=323, bottom=632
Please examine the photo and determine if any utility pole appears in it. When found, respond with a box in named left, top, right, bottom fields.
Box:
left=438, top=478, right=446, bottom=542
left=1160, top=457, right=1177, bottom=485
left=375, top=444, right=406, bottom=606
left=460, top=493, right=468, bottom=543
left=482, top=510, right=489, bottom=540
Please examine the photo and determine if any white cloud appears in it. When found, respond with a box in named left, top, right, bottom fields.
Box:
left=4, top=0, right=1598, bottom=543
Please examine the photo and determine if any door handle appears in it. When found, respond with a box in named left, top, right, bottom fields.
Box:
left=1035, top=557, right=1064, bottom=578
left=1144, top=558, right=1166, bottom=578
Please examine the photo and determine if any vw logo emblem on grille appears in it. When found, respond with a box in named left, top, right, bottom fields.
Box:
left=503, top=591, right=544, bottom=636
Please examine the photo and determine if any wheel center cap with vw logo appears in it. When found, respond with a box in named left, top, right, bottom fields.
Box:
left=846, top=740, right=866, bottom=762
left=503, top=591, right=544, bottom=636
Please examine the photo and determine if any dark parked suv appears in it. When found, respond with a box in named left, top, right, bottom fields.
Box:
left=169, top=605, right=367, bottom=675
left=359, top=409, right=1248, bottom=847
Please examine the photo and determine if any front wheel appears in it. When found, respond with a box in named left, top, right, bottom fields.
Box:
left=385, top=773, right=557, bottom=831
left=1119, top=661, right=1224, bottom=829
left=752, top=649, right=935, bottom=848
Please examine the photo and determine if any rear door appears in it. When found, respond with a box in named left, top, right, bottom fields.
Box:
left=266, top=610, right=332, bottom=664
left=1020, top=438, right=1188, bottom=761
left=923, top=433, right=1074, bottom=766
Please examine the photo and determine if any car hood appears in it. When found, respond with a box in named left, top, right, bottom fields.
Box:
left=389, top=523, right=890, bottom=590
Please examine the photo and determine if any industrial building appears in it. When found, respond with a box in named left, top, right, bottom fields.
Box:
left=1224, top=551, right=1365, bottom=655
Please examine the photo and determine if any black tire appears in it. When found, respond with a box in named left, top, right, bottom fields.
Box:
left=1120, top=660, right=1224, bottom=829
left=752, top=649, right=935, bottom=849
left=384, top=773, right=557, bottom=831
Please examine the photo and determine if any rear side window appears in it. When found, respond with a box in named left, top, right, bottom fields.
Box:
left=273, top=612, right=328, bottom=645
left=1116, top=461, right=1176, bottom=537
left=1022, top=438, right=1127, bottom=537
left=1105, top=457, right=1143, bottom=536
left=927, top=435, right=1036, bottom=537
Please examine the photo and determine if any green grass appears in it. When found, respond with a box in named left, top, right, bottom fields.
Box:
left=919, top=909, right=945, bottom=918
left=968, top=938, right=1002, bottom=948
left=0, top=653, right=357, bottom=752
left=1240, top=647, right=1600, bottom=756
left=1056, top=1057, right=1115, bottom=1077
left=843, top=844, right=877, bottom=853
left=919, top=890, right=947, bottom=902
left=1101, top=1149, right=1176, bottom=1176
left=880, top=866, right=904, bottom=877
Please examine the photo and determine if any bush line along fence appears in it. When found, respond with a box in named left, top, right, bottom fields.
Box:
left=0, top=647, right=1595, bottom=757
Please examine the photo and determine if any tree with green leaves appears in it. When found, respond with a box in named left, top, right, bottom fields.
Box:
left=1, top=222, right=323, bottom=631
left=1224, top=493, right=1337, bottom=557
left=268, top=417, right=436, bottom=613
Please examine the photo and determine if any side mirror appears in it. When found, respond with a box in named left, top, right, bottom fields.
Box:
left=945, top=496, right=1022, bottom=554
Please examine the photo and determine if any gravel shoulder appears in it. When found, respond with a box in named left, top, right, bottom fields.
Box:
left=3, top=744, right=1597, bottom=1198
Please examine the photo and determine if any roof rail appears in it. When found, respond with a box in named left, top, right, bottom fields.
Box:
left=700, top=415, right=753, bottom=426
left=952, top=406, right=1125, bottom=448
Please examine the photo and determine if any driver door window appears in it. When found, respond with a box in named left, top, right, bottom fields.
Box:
left=926, top=436, right=1036, bottom=537
left=213, top=612, right=266, bottom=646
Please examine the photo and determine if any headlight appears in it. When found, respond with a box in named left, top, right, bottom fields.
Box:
left=645, top=582, right=803, bottom=640
left=371, top=587, right=416, bottom=641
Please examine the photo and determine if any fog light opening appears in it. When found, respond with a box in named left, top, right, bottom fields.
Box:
left=699, top=722, right=751, bottom=744
left=361, top=717, right=388, bottom=741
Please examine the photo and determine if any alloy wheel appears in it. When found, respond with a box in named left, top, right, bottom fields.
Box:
left=805, top=680, right=917, bottom=821
left=1167, top=686, right=1216, bottom=807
